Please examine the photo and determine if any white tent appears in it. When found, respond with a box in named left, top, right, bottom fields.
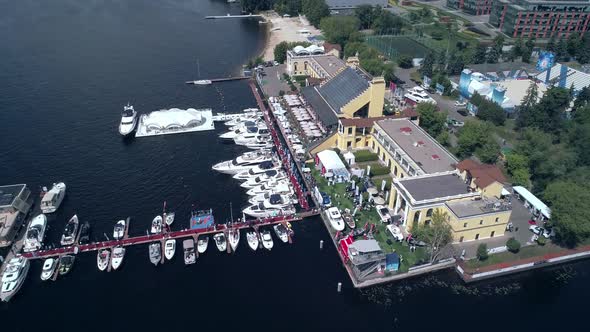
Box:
left=316, top=150, right=350, bottom=183
left=513, top=186, right=551, bottom=220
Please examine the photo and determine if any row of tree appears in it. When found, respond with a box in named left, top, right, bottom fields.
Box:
left=241, top=0, right=329, bottom=27
left=354, top=5, right=405, bottom=34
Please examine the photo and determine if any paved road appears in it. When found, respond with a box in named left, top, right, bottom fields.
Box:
left=395, top=67, right=469, bottom=122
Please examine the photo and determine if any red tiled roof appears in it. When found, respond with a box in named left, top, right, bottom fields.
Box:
left=455, top=159, right=506, bottom=188
left=323, top=42, right=342, bottom=53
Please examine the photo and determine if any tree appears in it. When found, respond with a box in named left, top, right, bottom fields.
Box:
left=506, top=238, right=521, bottom=253
left=302, top=0, right=329, bottom=27
left=431, top=30, right=444, bottom=41
left=516, top=80, right=540, bottom=129
left=240, top=0, right=274, bottom=12
left=456, top=120, right=492, bottom=158
left=343, top=41, right=368, bottom=58
left=447, top=53, right=465, bottom=75
left=486, top=47, right=500, bottom=64
left=354, top=4, right=378, bottom=30
left=567, top=32, right=582, bottom=58
left=492, top=35, right=504, bottom=60
left=416, top=102, right=447, bottom=137
left=475, top=99, right=506, bottom=125
left=320, top=16, right=360, bottom=46
left=476, top=138, right=501, bottom=164
left=411, top=210, right=453, bottom=263
left=556, top=38, right=568, bottom=61
left=273, top=41, right=311, bottom=63
left=371, top=10, right=404, bottom=34
left=397, top=55, right=413, bottom=69
left=518, top=87, right=569, bottom=133
left=477, top=243, right=488, bottom=261
left=505, top=153, right=529, bottom=175
left=544, top=180, right=590, bottom=246
left=473, top=44, right=487, bottom=64
left=436, top=130, right=451, bottom=147
left=546, top=35, right=556, bottom=53
left=511, top=168, right=532, bottom=188
left=421, top=52, right=434, bottom=78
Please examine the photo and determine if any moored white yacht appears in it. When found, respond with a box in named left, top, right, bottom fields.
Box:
left=246, top=230, right=259, bottom=251
left=224, top=113, right=261, bottom=127
left=97, top=249, right=110, bottom=271
left=1, top=256, right=30, bottom=302
left=325, top=207, right=345, bottom=231
left=248, top=192, right=296, bottom=206
left=212, top=150, right=274, bottom=174
left=119, top=103, right=138, bottom=136
left=234, top=130, right=270, bottom=145
left=228, top=119, right=263, bottom=132
left=228, top=228, right=240, bottom=252
left=244, top=136, right=274, bottom=150
left=113, top=220, right=125, bottom=240
left=242, top=203, right=295, bottom=218
left=40, top=182, right=66, bottom=213
left=60, top=215, right=79, bottom=246
left=151, top=215, right=162, bottom=234
left=213, top=233, right=227, bottom=252
left=165, top=212, right=175, bottom=226
left=164, top=239, right=176, bottom=260
left=23, top=214, right=47, bottom=252
left=220, top=123, right=267, bottom=140
left=240, top=170, right=287, bottom=189
left=149, top=242, right=161, bottom=266
left=183, top=239, right=196, bottom=265
left=260, top=230, right=273, bottom=250
left=40, top=258, right=57, bottom=281
left=246, top=180, right=292, bottom=196
left=233, top=161, right=280, bottom=180
left=197, top=236, right=209, bottom=253
left=111, top=246, right=125, bottom=270
left=273, top=224, right=289, bottom=243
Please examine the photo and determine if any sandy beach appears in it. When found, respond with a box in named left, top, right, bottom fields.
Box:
left=259, top=11, right=321, bottom=61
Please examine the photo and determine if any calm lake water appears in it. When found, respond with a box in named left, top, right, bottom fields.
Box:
left=0, top=1, right=588, bottom=331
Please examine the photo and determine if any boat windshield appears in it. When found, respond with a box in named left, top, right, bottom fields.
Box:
left=231, top=158, right=239, bottom=166
left=122, top=108, right=134, bottom=117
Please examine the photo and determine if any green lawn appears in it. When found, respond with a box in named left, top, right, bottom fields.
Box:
left=310, top=168, right=427, bottom=272
left=465, top=244, right=564, bottom=269
left=353, top=150, right=379, bottom=162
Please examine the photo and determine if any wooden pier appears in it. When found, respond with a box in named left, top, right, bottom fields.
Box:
left=205, top=14, right=263, bottom=19
left=20, top=214, right=316, bottom=261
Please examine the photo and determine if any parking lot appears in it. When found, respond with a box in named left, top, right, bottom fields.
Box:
left=259, top=64, right=290, bottom=97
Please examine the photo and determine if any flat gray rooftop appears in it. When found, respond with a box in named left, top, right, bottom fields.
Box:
left=376, top=119, right=457, bottom=174
left=446, top=199, right=511, bottom=218
left=399, top=174, right=469, bottom=202
left=313, top=55, right=346, bottom=78
left=0, top=184, right=26, bottom=207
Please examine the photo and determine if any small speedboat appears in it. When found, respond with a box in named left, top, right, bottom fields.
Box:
left=149, top=242, right=161, bottom=266
left=213, top=233, right=227, bottom=252
left=165, top=212, right=175, bottom=226
left=40, top=258, right=57, bottom=281
left=60, top=215, right=79, bottom=246
left=273, top=224, right=289, bottom=243
left=183, top=239, right=196, bottom=265
left=261, top=230, right=273, bottom=250
left=197, top=236, right=209, bottom=254
left=325, top=207, right=345, bottom=232
left=58, top=255, right=75, bottom=275
left=97, top=249, right=110, bottom=271
left=113, top=220, right=125, bottom=240
left=246, top=230, right=259, bottom=251
left=79, top=221, right=91, bottom=244
left=188, top=79, right=212, bottom=85
left=228, top=228, right=240, bottom=252
left=151, top=215, right=162, bottom=234
left=111, top=246, right=125, bottom=270
left=164, top=239, right=176, bottom=260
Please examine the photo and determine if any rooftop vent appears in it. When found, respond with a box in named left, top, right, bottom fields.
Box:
left=431, top=154, right=440, bottom=160
left=400, top=127, right=412, bottom=135
left=413, top=140, right=425, bottom=147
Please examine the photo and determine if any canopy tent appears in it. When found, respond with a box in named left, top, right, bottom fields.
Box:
left=316, top=150, right=350, bottom=182
left=513, top=186, right=551, bottom=219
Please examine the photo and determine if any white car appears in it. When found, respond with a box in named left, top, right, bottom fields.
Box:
left=529, top=225, right=551, bottom=238
left=375, top=205, right=391, bottom=223
left=387, top=224, right=403, bottom=241
left=455, top=100, right=467, bottom=107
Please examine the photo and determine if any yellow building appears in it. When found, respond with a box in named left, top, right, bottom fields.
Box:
left=390, top=172, right=512, bottom=243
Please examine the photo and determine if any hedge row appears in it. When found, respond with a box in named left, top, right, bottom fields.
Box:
left=353, top=150, right=379, bottom=163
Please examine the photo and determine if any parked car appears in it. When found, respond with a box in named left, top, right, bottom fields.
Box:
left=455, top=100, right=467, bottom=107
left=529, top=225, right=551, bottom=238
left=457, top=109, right=469, bottom=116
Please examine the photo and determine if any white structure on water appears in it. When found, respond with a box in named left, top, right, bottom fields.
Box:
left=135, top=108, right=214, bottom=137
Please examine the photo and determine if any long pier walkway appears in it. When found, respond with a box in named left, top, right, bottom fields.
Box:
left=20, top=213, right=317, bottom=261
left=205, top=14, right=263, bottom=19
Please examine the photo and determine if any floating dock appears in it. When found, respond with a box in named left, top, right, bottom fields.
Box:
left=20, top=212, right=318, bottom=261
left=135, top=108, right=215, bottom=137
left=205, top=14, right=262, bottom=19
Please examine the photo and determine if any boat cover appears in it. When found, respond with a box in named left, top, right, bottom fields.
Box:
left=190, top=210, right=215, bottom=230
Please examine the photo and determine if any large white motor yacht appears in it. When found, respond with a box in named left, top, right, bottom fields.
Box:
left=23, top=214, right=47, bottom=252
left=240, top=170, right=287, bottom=189
left=244, top=135, right=274, bottom=150
left=325, top=207, right=345, bottom=231
left=1, top=256, right=30, bottom=302
left=220, top=123, right=267, bottom=140
left=248, top=193, right=296, bottom=207
left=242, top=203, right=295, bottom=218
left=233, top=161, right=280, bottom=181
left=224, top=113, right=261, bottom=127
left=212, top=150, right=274, bottom=174
left=246, top=180, right=292, bottom=196
left=40, top=182, right=66, bottom=214
left=119, top=103, right=138, bottom=136
left=233, top=128, right=270, bottom=145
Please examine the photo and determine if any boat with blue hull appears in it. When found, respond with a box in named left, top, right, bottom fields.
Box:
left=190, top=209, right=215, bottom=230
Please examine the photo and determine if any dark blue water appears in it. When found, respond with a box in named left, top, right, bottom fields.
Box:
left=1, top=1, right=589, bottom=331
